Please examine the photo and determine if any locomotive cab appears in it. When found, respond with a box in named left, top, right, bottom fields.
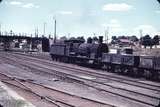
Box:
left=77, top=36, right=109, bottom=66
left=78, top=36, right=109, bottom=59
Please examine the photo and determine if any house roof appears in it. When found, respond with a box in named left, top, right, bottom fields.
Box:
left=119, top=39, right=131, bottom=43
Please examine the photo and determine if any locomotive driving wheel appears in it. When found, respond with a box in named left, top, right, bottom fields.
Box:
left=151, top=70, right=159, bottom=81
left=114, top=65, right=121, bottom=73
left=143, top=69, right=152, bottom=80
left=133, top=67, right=139, bottom=77
left=102, top=63, right=111, bottom=72
left=120, top=65, right=127, bottom=74
left=126, top=67, right=133, bottom=76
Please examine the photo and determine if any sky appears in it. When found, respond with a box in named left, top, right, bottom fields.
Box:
left=0, top=0, right=160, bottom=39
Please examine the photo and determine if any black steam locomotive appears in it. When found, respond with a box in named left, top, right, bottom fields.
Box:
left=50, top=36, right=108, bottom=64
left=50, top=36, right=160, bottom=81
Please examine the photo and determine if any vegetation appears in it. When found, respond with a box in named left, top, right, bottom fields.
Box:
left=60, top=36, right=67, bottom=41
left=111, top=36, right=118, bottom=44
left=152, top=35, right=159, bottom=47
left=141, top=35, right=159, bottom=48
left=141, top=35, right=153, bottom=48
left=111, top=35, right=160, bottom=48
left=87, top=37, right=92, bottom=43
left=77, top=36, right=85, bottom=42
left=130, top=35, right=139, bottom=42
left=92, top=36, right=98, bottom=42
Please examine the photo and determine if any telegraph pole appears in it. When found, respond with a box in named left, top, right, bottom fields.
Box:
left=139, top=29, right=143, bottom=48
left=43, top=22, right=46, bottom=38
left=0, top=23, right=1, bottom=36
left=93, top=33, right=96, bottom=37
left=36, top=27, right=39, bottom=37
left=35, top=28, right=37, bottom=37
left=54, top=18, right=57, bottom=43
left=105, top=27, right=109, bottom=44
left=35, top=27, right=39, bottom=37
left=68, top=33, right=70, bottom=39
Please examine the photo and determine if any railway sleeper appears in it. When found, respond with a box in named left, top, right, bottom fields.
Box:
left=51, top=54, right=160, bottom=81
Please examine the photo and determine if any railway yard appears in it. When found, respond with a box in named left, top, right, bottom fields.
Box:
left=0, top=51, right=159, bottom=107
left=1, top=0, right=160, bottom=106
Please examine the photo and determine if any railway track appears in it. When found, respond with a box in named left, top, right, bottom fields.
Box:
left=0, top=74, right=70, bottom=107
left=0, top=73, right=112, bottom=107
left=0, top=52, right=160, bottom=107
left=12, top=52, right=160, bottom=88
left=8, top=52, right=160, bottom=92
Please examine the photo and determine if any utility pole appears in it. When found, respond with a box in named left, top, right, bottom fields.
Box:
left=93, top=33, right=96, bottom=37
left=35, top=28, right=37, bottom=37
left=35, top=27, right=39, bottom=37
left=68, top=33, right=70, bottom=39
left=30, top=34, right=33, bottom=51
left=0, top=23, right=1, bottom=36
left=36, top=27, right=39, bottom=38
left=37, top=27, right=39, bottom=38
left=43, top=22, right=46, bottom=38
left=54, top=18, right=57, bottom=43
left=139, top=29, right=143, bottom=48
left=105, top=27, right=109, bottom=44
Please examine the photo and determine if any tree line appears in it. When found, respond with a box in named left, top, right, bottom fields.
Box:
left=59, top=34, right=160, bottom=48
left=140, top=35, right=159, bottom=48
left=111, top=35, right=160, bottom=48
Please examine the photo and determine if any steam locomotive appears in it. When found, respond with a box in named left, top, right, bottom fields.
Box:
left=50, top=36, right=160, bottom=81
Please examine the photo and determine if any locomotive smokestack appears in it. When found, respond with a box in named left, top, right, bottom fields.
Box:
left=99, top=36, right=103, bottom=44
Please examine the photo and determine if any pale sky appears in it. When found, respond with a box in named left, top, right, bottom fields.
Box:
left=0, top=0, right=160, bottom=39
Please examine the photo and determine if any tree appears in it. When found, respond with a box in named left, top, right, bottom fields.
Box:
left=130, top=35, right=139, bottom=42
left=112, top=36, right=117, bottom=40
left=157, top=0, right=160, bottom=4
left=77, top=36, right=85, bottom=42
left=118, top=36, right=127, bottom=39
left=87, top=37, right=92, bottom=43
left=93, top=36, right=98, bottom=41
left=69, top=37, right=76, bottom=40
left=141, top=35, right=153, bottom=48
left=111, top=36, right=118, bottom=44
left=60, top=36, right=67, bottom=42
left=152, top=35, right=159, bottom=48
